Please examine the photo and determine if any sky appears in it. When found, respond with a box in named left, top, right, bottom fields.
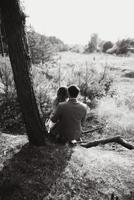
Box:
left=23, top=0, right=134, bottom=45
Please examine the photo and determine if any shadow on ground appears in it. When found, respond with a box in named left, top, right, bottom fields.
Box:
left=0, top=142, right=72, bottom=200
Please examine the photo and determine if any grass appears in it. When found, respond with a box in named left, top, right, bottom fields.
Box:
left=0, top=134, right=72, bottom=200
left=44, top=146, right=134, bottom=200
left=97, top=96, right=134, bottom=141
left=0, top=133, right=134, bottom=200
left=56, top=52, right=134, bottom=141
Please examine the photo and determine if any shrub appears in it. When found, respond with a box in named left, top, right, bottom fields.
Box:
left=116, top=39, right=129, bottom=54
left=102, top=41, right=113, bottom=53
left=0, top=97, right=25, bottom=134
left=80, top=68, right=114, bottom=108
left=84, top=33, right=99, bottom=53
left=115, top=38, right=134, bottom=55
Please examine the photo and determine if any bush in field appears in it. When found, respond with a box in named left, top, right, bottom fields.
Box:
left=85, top=33, right=99, bottom=53
left=48, top=36, right=69, bottom=52
left=115, top=38, right=134, bottom=54
left=80, top=68, right=114, bottom=108
left=80, top=82, right=104, bottom=101
left=116, top=39, right=130, bottom=54
left=102, top=41, right=113, bottom=53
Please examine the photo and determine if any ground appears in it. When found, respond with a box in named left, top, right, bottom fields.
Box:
left=0, top=132, right=134, bottom=200
left=46, top=146, right=134, bottom=200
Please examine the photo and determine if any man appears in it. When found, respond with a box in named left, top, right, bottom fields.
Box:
left=50, top=85, right=87, bottom=143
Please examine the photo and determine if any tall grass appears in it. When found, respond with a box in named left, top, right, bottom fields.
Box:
left=1, top=52, right=134, bottom=138
left=97, top=95, right=134, bottom=140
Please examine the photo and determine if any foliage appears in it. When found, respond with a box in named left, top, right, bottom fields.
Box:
left=113, top=38, right=134, bottom=55
left=27, top=28, right=54, bottom=64
left=85, top=42, right=95, bottom=53
left=27, top=27, right=68, bottom=64
left=85, top=33, right=98, bottom=53
left=48, top=36, right=68, bottom=52
left=80, top=67, right=114, bottom=108
left=1, top=52, right=134, bottom=134
left=102, top=41, right=113, bottom=53
left=0, top=55, right=58, bottom=133
left=115, top=39, right=130, bottom=54
left=0, top=56, right=15, bottom=98
left=34, top=85, right=53, bottom=122
left=69, top=44, right=84, bottom=53
left=32, top=63, right=58, bottom=121
left=0, top=97, right=25, bottom=133
left=97, top=95, right=134, bottom=141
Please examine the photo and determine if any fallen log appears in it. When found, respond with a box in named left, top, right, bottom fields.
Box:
left=80, top=136, right=134, bottom=150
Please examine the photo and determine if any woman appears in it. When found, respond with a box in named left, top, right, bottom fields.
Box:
left=46, top=86, right=68, bottom=134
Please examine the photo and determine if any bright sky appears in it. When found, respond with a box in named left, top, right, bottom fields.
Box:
left=23, top=0, right=134, bottom=45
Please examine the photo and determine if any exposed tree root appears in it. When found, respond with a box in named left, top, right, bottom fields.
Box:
left=81, top=136, right=134, bottom=150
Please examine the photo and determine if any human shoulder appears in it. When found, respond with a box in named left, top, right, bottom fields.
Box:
left=58, top=101, right=67, bottom=108
left=77, top=101, right=87, bottom=109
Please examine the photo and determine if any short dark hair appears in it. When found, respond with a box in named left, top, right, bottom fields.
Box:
left=57, top=86, right=68, bottom=99
left=68, top=85, right=80, bottom=98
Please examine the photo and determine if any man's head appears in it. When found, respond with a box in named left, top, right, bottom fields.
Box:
left=68, top=85, right=80, bottom=98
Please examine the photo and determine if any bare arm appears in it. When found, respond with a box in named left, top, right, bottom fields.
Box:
left=81, top=106, right=88, bottom=126
left=50, top=105, right=61, bottom=123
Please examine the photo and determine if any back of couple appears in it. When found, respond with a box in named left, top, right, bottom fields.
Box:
left=50, top=85, right=87, bottom=143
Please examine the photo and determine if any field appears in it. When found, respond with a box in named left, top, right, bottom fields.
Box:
left=0, top=52, right=134, bottom=199
left=51, top=52, right=134, bottom=142
left=1, top=51, right=134, bottom=138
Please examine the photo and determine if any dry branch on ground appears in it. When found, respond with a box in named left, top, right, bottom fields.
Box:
left=81, top=136, right=134, bottom=150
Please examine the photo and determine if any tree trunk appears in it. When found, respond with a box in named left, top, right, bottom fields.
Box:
left=0, top=0, right=47, bottom=146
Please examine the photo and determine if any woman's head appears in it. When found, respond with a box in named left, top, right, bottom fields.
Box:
left=57, top=86, right=68, bottom=101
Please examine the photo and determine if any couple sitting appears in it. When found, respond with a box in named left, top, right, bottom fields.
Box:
left=48, top=85, right=87, bottom=144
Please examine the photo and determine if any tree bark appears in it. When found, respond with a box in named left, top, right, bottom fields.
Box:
left=81, top=136, right=134, bottom=150
left=0, top=0, right=47, bottom=145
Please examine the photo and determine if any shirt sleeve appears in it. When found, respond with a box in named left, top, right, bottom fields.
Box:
left=50, top=104, right=61, bottom=123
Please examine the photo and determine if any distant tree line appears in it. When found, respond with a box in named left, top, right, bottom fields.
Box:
left=1, top=23, right=134, bottom=60
left=0, top=25, right=68, bottom=63
left=84, top=33, right=134, bottom=55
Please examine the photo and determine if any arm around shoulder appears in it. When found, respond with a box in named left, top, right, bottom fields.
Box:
left=50, top=104, right=61, bottom=123
left=81, top=104, right=88, bottom=125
